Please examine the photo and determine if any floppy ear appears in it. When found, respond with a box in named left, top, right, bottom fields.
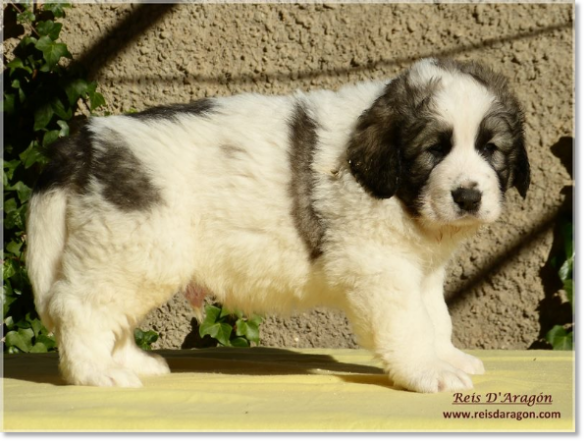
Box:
left=512, top=140, right=531, bottom=198
left=347, top=116, right=401, bottom=199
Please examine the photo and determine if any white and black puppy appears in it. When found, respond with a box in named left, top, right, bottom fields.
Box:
left=26, top=58, right=529, bottom=393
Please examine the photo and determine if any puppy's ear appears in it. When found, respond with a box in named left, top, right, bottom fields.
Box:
left=347, top=78, right=409, bottom=199
left=347, top=115, right=401, bottom=199
left=512, top=140, right=531, bottom=198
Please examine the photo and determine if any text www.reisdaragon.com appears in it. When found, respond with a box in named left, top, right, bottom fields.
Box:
left=442, top=410, right=562, bottom=421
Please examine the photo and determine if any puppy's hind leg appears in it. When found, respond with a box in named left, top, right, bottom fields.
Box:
left=48, top=280, right=143, bottom=388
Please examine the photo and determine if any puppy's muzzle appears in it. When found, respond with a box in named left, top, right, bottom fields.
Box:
left=451, top=186, right=482, bottom=212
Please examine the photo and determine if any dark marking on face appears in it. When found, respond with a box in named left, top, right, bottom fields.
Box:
left=288, top=102, right=325, bottom=260
left=346, top=70, right=446, bottom=215
left=347, top=58, right=530, bottom=217
left=434, top=58, right=530, bottom=197
left=126, top=98, right=216, bottom=122
left=32, top=125, right=162, bottom=212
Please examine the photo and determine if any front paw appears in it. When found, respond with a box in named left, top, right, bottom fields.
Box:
left=438, top=346, right=485, bottom=375
left=389, top=358, right=474, bottom=393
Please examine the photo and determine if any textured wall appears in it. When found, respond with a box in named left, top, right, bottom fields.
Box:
left=51, top=2, right=573, bottom=350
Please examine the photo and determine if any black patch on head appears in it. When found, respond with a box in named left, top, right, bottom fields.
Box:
left=33, top=125, right=162, bottom=212
left=346, top=70, right=447, bottom=215
left=126, top=98, right=216, bottom=121
left=288, top=102, right=325, bottom=260
left=435, top=58, right=530, bottom=197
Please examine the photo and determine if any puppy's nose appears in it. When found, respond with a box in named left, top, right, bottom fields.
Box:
left=451, top=186, right=482, bottom=212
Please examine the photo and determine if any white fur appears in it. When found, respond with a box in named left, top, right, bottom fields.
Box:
left=25, top=58, right=522, bottom=393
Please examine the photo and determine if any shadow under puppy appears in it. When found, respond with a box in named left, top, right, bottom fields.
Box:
left=26, top=58, right=529, bottom=393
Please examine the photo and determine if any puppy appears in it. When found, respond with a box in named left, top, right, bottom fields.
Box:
left=26, top=58, right=529, bottom=392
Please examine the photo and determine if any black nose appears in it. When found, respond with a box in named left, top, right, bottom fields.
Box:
left=451, top=187, right=482, bottom=212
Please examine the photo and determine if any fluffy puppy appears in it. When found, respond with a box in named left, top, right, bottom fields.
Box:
left=26, top=58, right=529, bottom=392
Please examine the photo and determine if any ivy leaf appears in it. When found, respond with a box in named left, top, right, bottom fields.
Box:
left=563, top=279, right=574, bottom=308
left=213, top=323, right=234, bottom=347
left=64, top=78, right=89, bottom=105
left=43, top=3, right=71, bottom=18
left=18, top=141, right=45, bottom=169
left=51, top=96, right=73, bottom=120
left=230, top=337, right=250, bottom=348
left=4, top=208, right=25, bottom=230
left=3, top=93, right=16, bottom=114
left=3, top=198, right=18, bottom=214
left=4, top=159, right=21, bottom=181
left=9, top=181, right=32, bottom=204
left=7, top=57, right=33, bottom=75
left=42, top=130, right=60, bottom=149
left=36, top=334, right=57, bottom=351
left=3, top=259, right=17, bottom=281
left=5, top=329, right=35, bottom=353
left=57, top=120, right=70, bottom=137
left=30, top=342, right=49, bottom=353
left=220, top=305, right=233, bottom=319
left=31, top=318, right=44, bottom=337
left=35, top=36, right=72, bottom=71
left=134, top=328, right=159, bottom=350
left=20, top=141, right=46, bottom=168
left=37, top=21, right=63, bottom=40
left=202, top=304, right=221, bottom=324
left=34, top=102, right=54, bottom=131
left=16, top=9, right=35, bottom=25
left=87, top=82, right=106, bottom=110
left=6, top=240, right=23, bottom=256
left=545, top=325, right=573, bottom=350
left=235, top=318, right=260, bottom=345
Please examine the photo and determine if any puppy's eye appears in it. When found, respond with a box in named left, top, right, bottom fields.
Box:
left=481, top=143, right=498, bottom=155
left=427, top=143, right=450, bottom=157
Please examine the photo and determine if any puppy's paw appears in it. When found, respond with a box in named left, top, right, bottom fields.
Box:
left=114, top=348, right=170, bottom=377
left=390, top=358, right=474, bottom=393
left=134, top=353, right=171, bottom=377
left=62, top=364, right=143, bottom=388
left=438, top=346, right=485, bottom=375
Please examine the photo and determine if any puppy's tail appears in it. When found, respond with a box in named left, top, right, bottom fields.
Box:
left=26, top=186, right=68, bottom=332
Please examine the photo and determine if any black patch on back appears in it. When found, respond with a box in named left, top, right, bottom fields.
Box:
left=288, top=102, right=325, bottom=260
left=90, top=133, right=162, bottom=211
left=33, top=125, right=162, bottom=212
left=33, top=126, right=94, bottom=195
left=126, top=98, right=216, bottom=121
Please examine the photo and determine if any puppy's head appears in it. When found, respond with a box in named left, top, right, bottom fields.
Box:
left=347, top=58, right=530, bottom=227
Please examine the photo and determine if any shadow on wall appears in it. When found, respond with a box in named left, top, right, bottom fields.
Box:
left=57, top=3, right=571, bottom=86
left=531, top=136, right=574, bottom=349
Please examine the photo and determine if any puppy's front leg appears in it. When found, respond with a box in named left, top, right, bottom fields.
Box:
left=344, top=260, right=473, bottom=393
left=422, top=267, right=485, bottom=375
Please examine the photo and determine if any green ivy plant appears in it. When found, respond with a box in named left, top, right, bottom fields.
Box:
left=134, top=329, right=160, bottom=351
left=545, top=221, right=574, bottom=350
left=199, top=304, right=263, bottom=347
left=2, top=2, right=107, bottom=353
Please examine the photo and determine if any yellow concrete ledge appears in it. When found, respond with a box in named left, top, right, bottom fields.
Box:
left=2, top=348, right=574, bottom=432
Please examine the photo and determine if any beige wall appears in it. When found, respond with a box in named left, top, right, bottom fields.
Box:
left=56, top=2, right=573, bottom=350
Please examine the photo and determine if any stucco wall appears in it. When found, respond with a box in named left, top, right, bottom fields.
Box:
left=48, top=1, right=573, bottom=350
